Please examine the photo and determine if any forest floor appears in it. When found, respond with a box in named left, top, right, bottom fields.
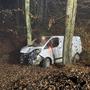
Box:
left=0, top=60, right=90, bottom=90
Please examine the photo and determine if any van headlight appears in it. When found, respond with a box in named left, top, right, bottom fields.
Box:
left=29, top=49, right=41, bottom=60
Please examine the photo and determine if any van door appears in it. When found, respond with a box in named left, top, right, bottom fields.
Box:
left=43, top=37, right=60, bottom=60
left=40, top=38, right=60, bottom=62
left=39, top=39, right=54, bottom=61
left=40, top=37, right=63, bottom=63
left=50, top=37, right=63, bottom=60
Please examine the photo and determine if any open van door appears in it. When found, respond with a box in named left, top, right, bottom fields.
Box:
left=51, top=37, right=64, bottom=63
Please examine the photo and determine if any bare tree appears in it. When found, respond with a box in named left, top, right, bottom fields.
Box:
left=63, top=0, right=77, bottom=64
left=25, top=0, right=32, bottom=45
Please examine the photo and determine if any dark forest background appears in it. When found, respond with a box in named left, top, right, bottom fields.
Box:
left=0, top=0, right=90, bottom=61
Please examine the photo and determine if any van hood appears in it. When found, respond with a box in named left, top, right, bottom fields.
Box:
left=20, top=45, right=42, bottom=54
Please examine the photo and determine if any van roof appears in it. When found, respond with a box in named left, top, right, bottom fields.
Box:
left=41, top=36, right=80, bottom=38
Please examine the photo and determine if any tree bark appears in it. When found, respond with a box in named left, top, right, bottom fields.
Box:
left=63, top=0, right=77, bottom=64
left=25, top=0, right=32, bottom=45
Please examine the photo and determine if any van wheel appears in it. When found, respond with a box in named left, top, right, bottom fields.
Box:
left=73, top=53, right=80, bottom=63
left=42, top=58, right=50, bottom=68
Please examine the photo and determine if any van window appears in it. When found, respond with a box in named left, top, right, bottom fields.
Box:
left=31, top=36, right=50, bottom=46
left=45, top=38, right=59, bottom=49
left=51, top=38, right=59, bottom=47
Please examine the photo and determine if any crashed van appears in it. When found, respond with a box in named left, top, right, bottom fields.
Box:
left=20, top=36, right=82, bottom=67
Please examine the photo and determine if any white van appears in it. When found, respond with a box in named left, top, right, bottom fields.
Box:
left=20, top=36, right=82, bottom=67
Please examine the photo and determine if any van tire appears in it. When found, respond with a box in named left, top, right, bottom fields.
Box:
left=73, top=53, right=80, bottom=63
left=42, top=58, right=50, bottom=68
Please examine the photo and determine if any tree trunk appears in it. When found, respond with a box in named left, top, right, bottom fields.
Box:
left=63, top=0, right=77, bottom=64
left=25, top=0, right=32, bottom=45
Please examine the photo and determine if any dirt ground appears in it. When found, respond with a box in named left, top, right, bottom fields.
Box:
left=0, top=61, right=89, bottom=90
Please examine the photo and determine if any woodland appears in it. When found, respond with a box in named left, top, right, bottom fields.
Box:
left=0, top=0, right=90, bottom=89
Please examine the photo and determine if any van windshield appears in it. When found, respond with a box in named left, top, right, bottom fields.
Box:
left=32, top=36, right=50, bottom=46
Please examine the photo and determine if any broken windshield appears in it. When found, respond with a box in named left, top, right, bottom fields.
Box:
left=32, top=36, right=51, bottom=46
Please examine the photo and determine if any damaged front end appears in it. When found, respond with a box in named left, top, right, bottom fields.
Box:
left=28, top=49, right=41, bottom=65
left=20, top=47, right=42, bottom=65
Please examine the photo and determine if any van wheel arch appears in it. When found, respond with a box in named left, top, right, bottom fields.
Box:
left=46, top=57, right=52, bottom=64
left=41, top=57, right=52, bottom=68
left=73, top=53, right=80, bottom=63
